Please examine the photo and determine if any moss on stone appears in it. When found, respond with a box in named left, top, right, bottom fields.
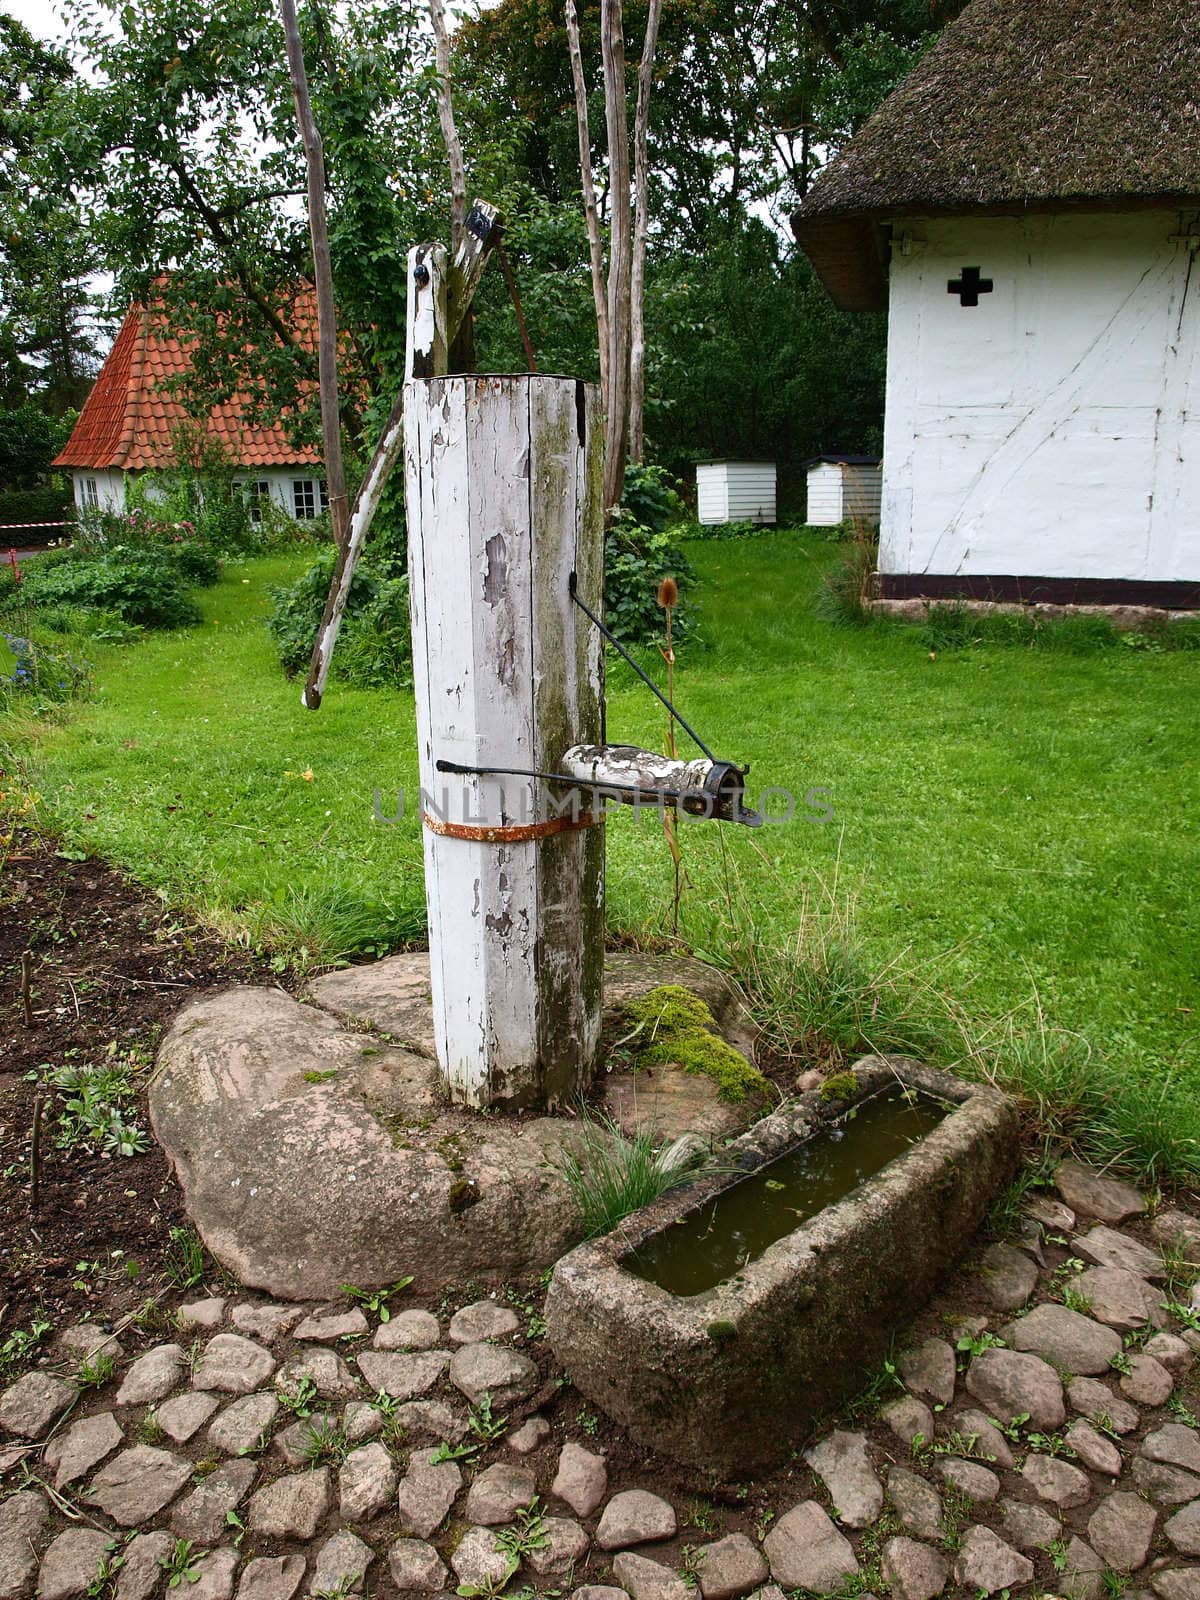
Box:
left=706, top=1319, right=737, bottom=1342
left=624, top=984, right=769, bottom=1104
left=819, top=1070, right=858, bottom=1103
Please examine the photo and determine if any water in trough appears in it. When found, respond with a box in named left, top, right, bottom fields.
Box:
left=622, top=1086, right=949, bottom=1296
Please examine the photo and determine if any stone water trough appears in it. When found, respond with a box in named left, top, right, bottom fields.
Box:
left=545, top=1056, right=1018, bottom=1476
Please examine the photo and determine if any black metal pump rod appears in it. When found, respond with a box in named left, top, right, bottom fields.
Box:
left=567, top=572, right=718, bottom=763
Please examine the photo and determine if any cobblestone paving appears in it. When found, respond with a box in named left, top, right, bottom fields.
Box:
left=2, top=1161, right=1200, bottom=1600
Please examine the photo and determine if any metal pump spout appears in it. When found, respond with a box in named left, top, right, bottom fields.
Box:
left=560, top=743, right=763, bottom=826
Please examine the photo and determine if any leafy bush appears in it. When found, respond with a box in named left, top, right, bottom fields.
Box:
left=621, top=462, right=685, bottom=531
left=677, top=516, right=776, bottom=542
left=605, top=464, right=694, bottom=646
left=166, top=540, right=221, bottom=588
left=20, top=547, right=202, bottom=629
left=267, top=548, right=412, bottom=689
left=0, top=485, right=72, bottom=528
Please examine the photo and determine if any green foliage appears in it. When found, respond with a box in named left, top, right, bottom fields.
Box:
left=605, top=466, right=694, bottom=646
left=816, top=535, right=879, bottom=626
left=819, top=1071, right=858, bottom=1103
left=622, top=984, right=770, bottom=1103
left=0, top=1308, right=51, bottom=1379
left=0, top=484, right=72, bottom=525
left=123, top=452, right=263, bottom=557
left=21, top=548, right=202, bottom=629
left=341, top=1276, right=414, bottom=1322
left=277, top=1374, right=319, bottom=1418
left=553, top=1108, right=708, bottom=1239
left=164, top=1226, right=206, bottom=1290
left=679, top=517, right=776, bottom=542
left=0, top=406, right=73, bottom=488
left=267, top=548, right=411, bottom=690
left=158, top=1540, right=201, bottom=1590
left=298, top=1417, right=348, bottom=1466
left=248, top=881, right=426, bottom=964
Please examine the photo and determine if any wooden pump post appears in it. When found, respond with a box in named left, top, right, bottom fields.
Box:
left=404, top=248, right=606, bottom=1109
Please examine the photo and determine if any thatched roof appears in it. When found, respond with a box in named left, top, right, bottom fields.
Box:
left=793, top=0, right=1200, bottom=309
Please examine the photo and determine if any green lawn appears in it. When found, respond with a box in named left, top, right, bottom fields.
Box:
left=6, top=535, right=1199, bottom=1174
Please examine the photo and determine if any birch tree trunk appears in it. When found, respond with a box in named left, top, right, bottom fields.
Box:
left=566, top=0, right=609, bottom=412
left=600, top=0, right=632, bottom=512
left=628, top=0, right=663, bottom=466
left=429, top=0, right=479, bottom=370
left=428, top=0, right=467, bottom=254
left=280, top=0, right=349, bottom=549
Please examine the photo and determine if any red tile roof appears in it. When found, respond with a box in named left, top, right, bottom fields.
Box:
left=54, top=294, right=321, bottom=472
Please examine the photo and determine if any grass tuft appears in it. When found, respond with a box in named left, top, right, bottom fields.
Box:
left=552, top=1111, right=709, bottom=1239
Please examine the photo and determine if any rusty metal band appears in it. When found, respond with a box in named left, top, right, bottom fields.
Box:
left=421, top=810, right=604, bottom=844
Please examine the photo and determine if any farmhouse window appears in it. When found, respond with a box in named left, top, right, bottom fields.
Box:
left=83, top=478, right=99, bottom=508
left=292, top=479, right=318, bottom=519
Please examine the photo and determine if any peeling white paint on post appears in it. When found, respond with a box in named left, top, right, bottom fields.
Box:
left=404, top=374, right=604, bottom=1109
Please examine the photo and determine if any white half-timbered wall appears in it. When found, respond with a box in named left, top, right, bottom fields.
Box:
left=696, top=461, right=777, bottom=525
left=879, top=209, right=1200, bottom=581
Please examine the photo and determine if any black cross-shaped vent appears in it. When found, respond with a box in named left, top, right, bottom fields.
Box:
left=948, top=266, right=993, bottom=307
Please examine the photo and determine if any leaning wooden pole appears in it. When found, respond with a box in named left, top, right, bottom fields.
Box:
left=280, top=0, right=349, bottom=550
left=600, top=0, right=633, bottom=511
left=628, top=0, right=663, bottom=466
left=566, top=0, right=610, bottom=411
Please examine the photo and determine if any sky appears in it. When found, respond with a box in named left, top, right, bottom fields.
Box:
left=4, top=0, right=66, bottom=41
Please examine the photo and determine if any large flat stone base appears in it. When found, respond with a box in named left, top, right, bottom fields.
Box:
left=150, top=953, right=762, bottom=1300
left=545, top=1057, right=1018, bottom=1475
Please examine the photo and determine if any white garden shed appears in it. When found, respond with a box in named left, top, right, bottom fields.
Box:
left=804, top=455, right=883, bottom=527
left=695, top=461, right=776, bottom=526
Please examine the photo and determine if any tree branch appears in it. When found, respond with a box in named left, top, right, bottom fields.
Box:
left=600, top=0, right=632, bottom=512
left=167, top=161, right=308, bottom=359
left=428, top=0, right=467, bottom=255
left=280, top=0, right=350, bottom=549
left=565, top=0, right=609, bottom=411
left=628, top=0, right=662, bottom=467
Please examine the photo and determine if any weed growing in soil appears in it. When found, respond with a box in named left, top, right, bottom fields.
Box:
left=468, top=1394, right=508, bottom=1443
left=299, top=1417, right=348, bottom=1466
left=495, top=1499, right=550, bottom=1562
left=76, top=1351, right=115, bottom=1391
left=164, top=1227, right=206, bottom=1289
left=341, top=1275, right=414, bottom=1322
left=46, top=1057, right=148, bottom=1157
left=86, top=1541, right=126, bottom=1600
left=277, top=1374, right=318, bottom=1418
left=159, top=1539, right=201, bottom=1588
left=0, top=1308, right=50, bottom=1378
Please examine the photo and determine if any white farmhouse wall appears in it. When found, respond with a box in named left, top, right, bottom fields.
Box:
left=72, top=470, right=125, bottom=514
left=879, top=210, right=1200, bottom=582
left=71, top=467, right=326, bottom=523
